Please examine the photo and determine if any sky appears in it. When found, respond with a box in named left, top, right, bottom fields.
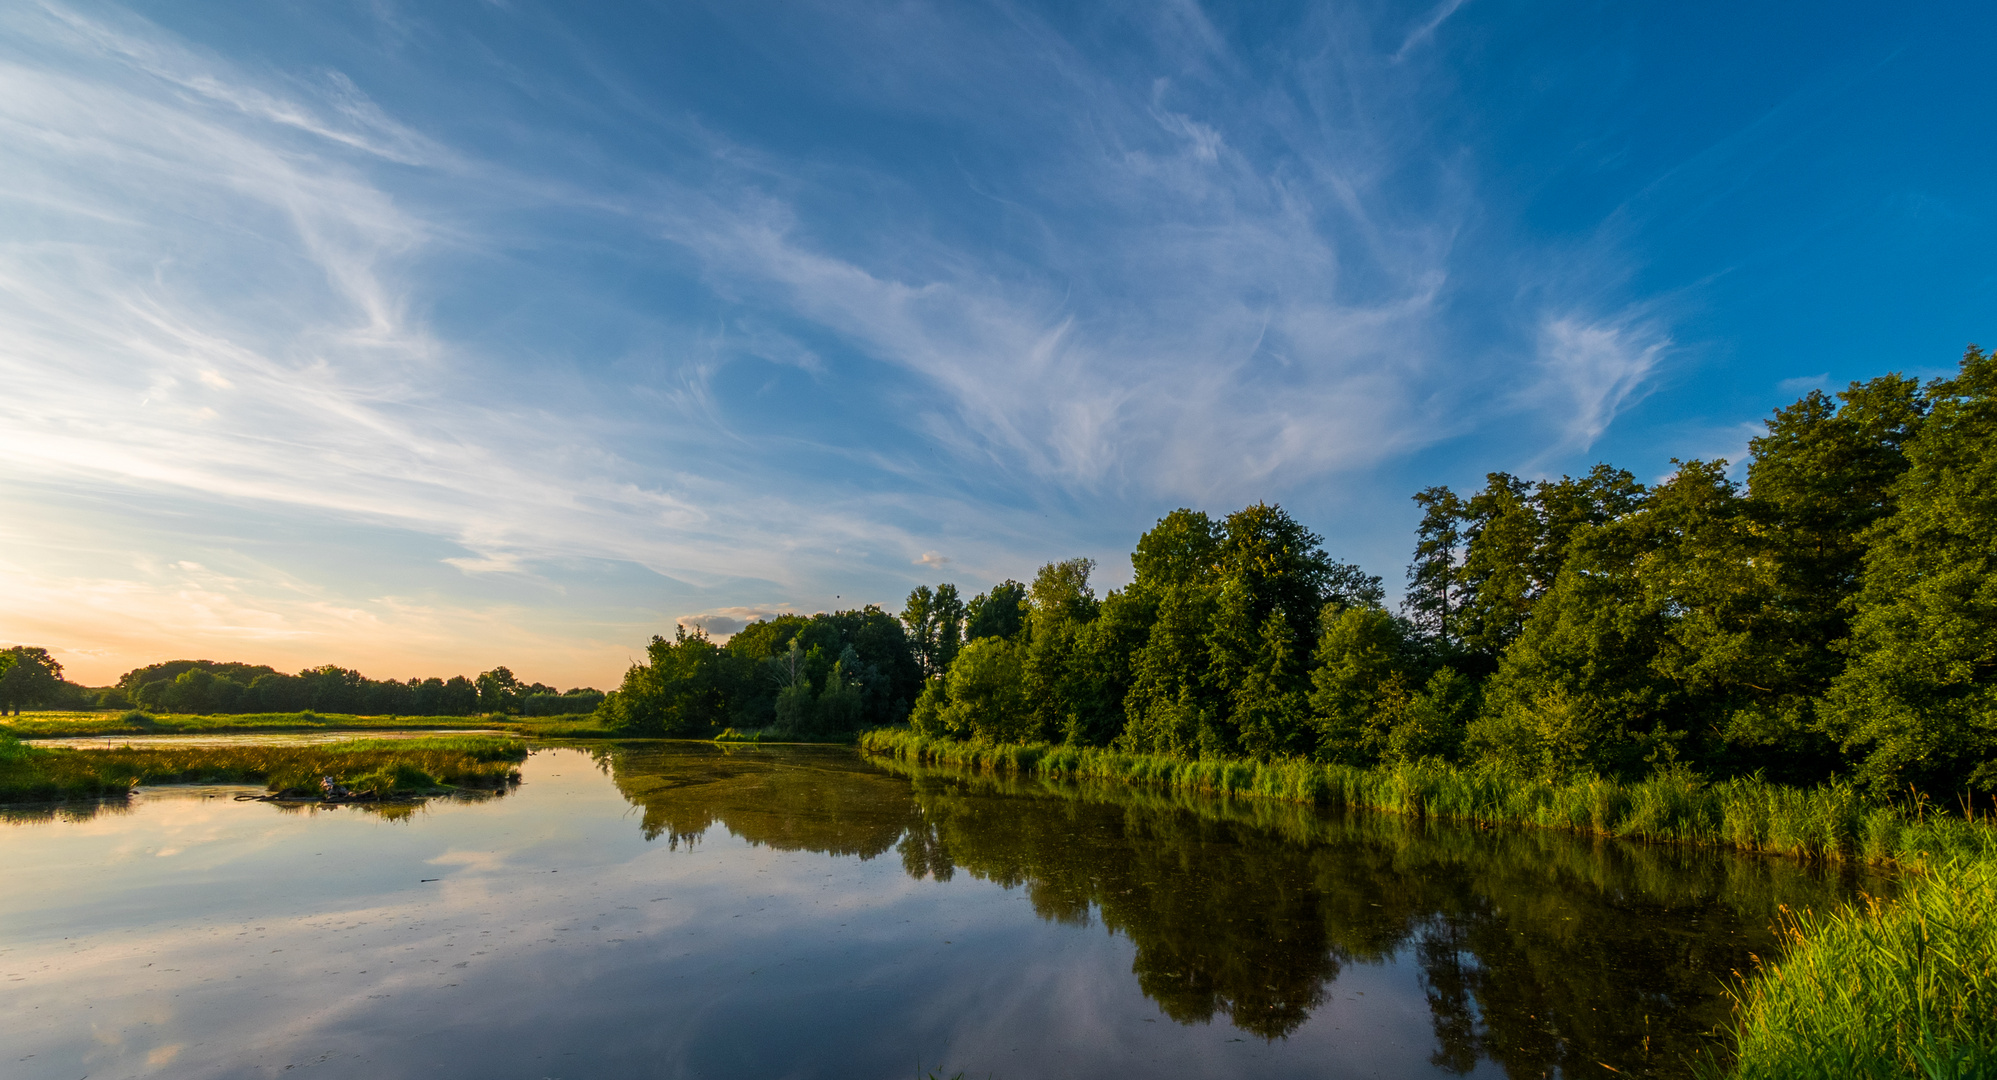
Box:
left=1, top=0, right=1992, bottom=689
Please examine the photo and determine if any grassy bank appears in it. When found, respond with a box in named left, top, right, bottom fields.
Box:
left=0, top=732, right=527, bottom=801
left=861, top=729, right=1996, bottom=1076
left=1, top=709, right=612, bottom=740
left=1716, top=856, right=1997, bottom=1079
left=859, top=729, right=1995, bottom=866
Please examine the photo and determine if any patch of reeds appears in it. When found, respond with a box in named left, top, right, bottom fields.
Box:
left=860, top=729, right=1996, bottom=866
left=0, top=732, right=527, bottom=801
left=1715, top=857, right=1997, bottom=1079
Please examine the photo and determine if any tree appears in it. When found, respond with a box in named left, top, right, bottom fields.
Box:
left=901, top=584, right=966, bottom=678
left=1022, top=560, right=1100, bottom=743
left=1828, top=348, right=1997, bottom=794
left=1404, top=486, right=1466, bottom=646
left=965, top=580, right=1029, bottom=642
left=599, top=627, right=731, bottom=735
left=924, top=636, right=1033, bottom=743
left=1307, top=606, right=1416, bottom=766
left=0, top=647, right=62, bottom=714
left=477, top=666, right=522, bottom=713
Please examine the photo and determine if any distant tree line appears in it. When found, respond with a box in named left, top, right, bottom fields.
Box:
left=870, top=347, right=1994, bottom=797
left=0, top=654, right=603, bottom=717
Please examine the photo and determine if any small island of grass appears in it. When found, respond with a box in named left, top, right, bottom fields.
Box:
left=0, top=733, right=528, bottom=803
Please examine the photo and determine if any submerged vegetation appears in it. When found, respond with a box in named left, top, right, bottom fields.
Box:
left=0, top=732, right=526, bottom=802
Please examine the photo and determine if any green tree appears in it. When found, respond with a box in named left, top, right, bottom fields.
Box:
left=965, top=580, right=1029, bottom=641
left=1307, top=605, right=1416, bottom=765
left=599, top=626, right=732, bottom=735
left=1722, top=374, right=1928, bottom=777
left=0, top=647, right=62, bottom=714
left=901, top=584, right=966, bottom=678
left=476, top=666, right=522, bottom=713
left=926, top=636, right=1034, bottom=743
left=1828, top=348, right=1997, bottom=794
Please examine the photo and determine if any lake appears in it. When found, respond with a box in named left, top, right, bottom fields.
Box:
left=0, top=741, right=1874, bottom=1079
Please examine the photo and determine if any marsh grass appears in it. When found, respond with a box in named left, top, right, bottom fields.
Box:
left=860, top=730, right=1996, bottom=866
left=0, top=710, right=523, bottom=739
left=0, top=732, right=527, bottom=801
left=1713, top=858, right=1997, bottom=1079
left=1, top=709, right=618, bottom=741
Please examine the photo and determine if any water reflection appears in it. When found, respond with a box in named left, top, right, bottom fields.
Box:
left=592, top=742, right=1874, bottom=1076
left=1, top=744, right=1879, bottom=1080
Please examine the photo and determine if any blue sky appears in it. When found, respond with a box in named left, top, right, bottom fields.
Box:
left=1, top=0, right=1991, bottom=687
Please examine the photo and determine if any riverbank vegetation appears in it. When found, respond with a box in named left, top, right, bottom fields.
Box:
left=860, top=729, right=1997, bottom=866
left=1720, top=857, right=1997, bottom=1079
left=0, top=732, right=526, bottom=801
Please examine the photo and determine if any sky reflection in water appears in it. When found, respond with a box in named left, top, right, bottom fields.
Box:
left=0, top=744, right=1871, bottom=1079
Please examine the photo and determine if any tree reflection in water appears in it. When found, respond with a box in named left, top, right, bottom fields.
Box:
left=585, top=742, right=1876, bottom=1078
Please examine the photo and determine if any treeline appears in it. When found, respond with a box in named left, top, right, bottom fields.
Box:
left=116, top=660, right=604, bottom=716
left=0, top=654, right=603, bottom=717
left=599, top=609, right=923, bottom=737
left=892, top=348, right=1997, bottom=798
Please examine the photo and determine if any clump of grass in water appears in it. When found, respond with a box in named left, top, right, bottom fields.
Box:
left=0, top=734, right=527, bottom=802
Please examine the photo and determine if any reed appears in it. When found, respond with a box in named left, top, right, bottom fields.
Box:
left=1716, top=858, right=1997, bottom=1079
left=859, top=729, right=1989, bottom=866
left=0, top=733, right=527, bottom=801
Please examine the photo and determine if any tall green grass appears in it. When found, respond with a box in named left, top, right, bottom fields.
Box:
left=0, top=732, right=527, bottom=801
left=1717, top=857, right=1997, bottom=1079
left=859, top=729, right=1995, bottom=866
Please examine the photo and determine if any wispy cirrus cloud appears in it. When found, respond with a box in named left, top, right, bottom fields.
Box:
left=1527, top=314, right=1671, bottom=454
left=0, top=0, right=1685, bottom=682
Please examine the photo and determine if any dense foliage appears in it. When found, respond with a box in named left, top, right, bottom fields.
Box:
left=598, top=608, right=924, bottom=737
left=0, top=654, right=604, bottom=717
left=883, top=349, right=1996, bottom=798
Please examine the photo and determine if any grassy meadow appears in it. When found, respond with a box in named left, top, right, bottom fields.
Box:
left=860, top=728, right=1997, bottom=1077
left=0, top=709, right=615, bottom=740
left=0, top=732, right=528, bottom=801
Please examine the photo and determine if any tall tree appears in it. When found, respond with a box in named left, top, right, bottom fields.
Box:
left=0, top=647, right=63, bottom=714
left=1829, top=349, right=1997, bottom=794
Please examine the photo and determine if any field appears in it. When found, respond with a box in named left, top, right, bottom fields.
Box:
left=0, top=709, right=616, bottom=740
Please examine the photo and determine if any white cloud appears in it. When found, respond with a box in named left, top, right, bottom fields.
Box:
left=675, top=606, right=795, bottom=640
left=1528, top=314, right=1670, bottom=452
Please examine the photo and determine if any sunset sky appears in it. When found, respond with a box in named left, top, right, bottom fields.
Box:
left=2, top=0, right=1991, bottom=688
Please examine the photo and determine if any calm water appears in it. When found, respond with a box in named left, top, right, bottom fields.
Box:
left=0, top=743, right=1875, bottom=1080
